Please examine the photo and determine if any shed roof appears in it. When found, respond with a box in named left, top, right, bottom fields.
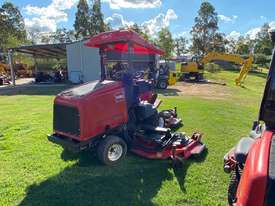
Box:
left=10, top=43, right=68, bottom=59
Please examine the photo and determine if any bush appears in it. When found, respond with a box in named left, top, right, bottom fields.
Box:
left=254, top=53, right=271, bottom=68
left=205, top=63, right=221, bottom=73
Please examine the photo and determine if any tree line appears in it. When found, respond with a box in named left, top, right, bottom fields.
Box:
left=0, top=1, right=273, bottom=67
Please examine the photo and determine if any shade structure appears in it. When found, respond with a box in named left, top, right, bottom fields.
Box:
left=85, top=30, right=164, bottom=55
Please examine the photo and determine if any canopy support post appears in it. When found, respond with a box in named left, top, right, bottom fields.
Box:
left=99, top=48, right=106, bottom=81
left=8, top=49, right=15, bottom=86
left=33, top=55, right=38, bottom=77
left=128, top=41, right=134, bottom=74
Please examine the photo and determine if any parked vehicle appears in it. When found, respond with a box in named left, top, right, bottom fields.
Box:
left=48, top=30, right=206, bottom=166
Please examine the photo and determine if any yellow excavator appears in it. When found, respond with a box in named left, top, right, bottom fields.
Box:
left=179, top=52, right=254, bottom=85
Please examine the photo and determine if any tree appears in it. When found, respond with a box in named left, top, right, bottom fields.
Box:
left=27, top=28, right=42, bottom=44
left=89, top=0, right=105, bottom=36
left=213, top=33, right=227, bottom=53
left=74, top=0, right=90, bottom=39
left=0, top=2, right=26, bottom=52
left=129, top=23, right=149, bottom=40
left=174, top=37, right=188, bottom=56
left=235, top=36, right=251, bottom=55
left=157, top=27, right=174, bottom=59
left=50, top=28, right=75, bottom=43
left=190, top=1, right=219, bottom=55
left=254, top=23, right=273, bottom=55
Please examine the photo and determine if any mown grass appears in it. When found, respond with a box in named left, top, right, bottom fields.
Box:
left=0, top=70, right=267, bottom=206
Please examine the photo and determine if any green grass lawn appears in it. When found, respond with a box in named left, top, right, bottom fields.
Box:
left=0, top=70, right=267, bottom=206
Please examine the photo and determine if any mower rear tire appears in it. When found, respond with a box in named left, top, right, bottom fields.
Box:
left=228, top=168, right=242, bottom=206
left=97, top=135, right=127, bottom=166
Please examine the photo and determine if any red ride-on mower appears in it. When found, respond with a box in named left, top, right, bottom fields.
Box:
left=223, top=29, right=275, bottom=206
left=48, top=30, right=205, bottom=166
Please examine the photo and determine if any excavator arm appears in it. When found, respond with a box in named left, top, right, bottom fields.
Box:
left=200, top=52, right=254, bottom=85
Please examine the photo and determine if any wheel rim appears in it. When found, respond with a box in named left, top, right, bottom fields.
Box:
left=108, top=144, right=123, bottom=161
left=160, top=81, right=167, bottom=89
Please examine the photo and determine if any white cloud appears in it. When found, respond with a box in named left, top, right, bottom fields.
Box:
left=102, top=0, right=162, bottom=9
left=218, top=14, right=238, bottom=23
left=105, top=13, right=134, bottom=29
left=246, top=27, right=261, bottom=40
left=23, top=0, right=77, bottom=32
left=226, top=31, right=241, bottom=41
left=270, top=21, right=275, bottom=29
left=260, top=16, right=267, bottom=21
left=142, top=9, right=178, bottom=36
left=105, top=9, right=177, bottom=36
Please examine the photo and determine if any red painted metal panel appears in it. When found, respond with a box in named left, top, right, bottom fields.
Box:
left=54, top=81, right=128, bottom=141
left=236, top=131, right=273, bottom=206
left=85, top=30, right=164, bottom=55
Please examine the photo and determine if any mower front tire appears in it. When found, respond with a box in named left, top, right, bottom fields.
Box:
left=228, top=169, right=242, bottom=206
left=97, top=135, right=127, bottom=166
left=158, top=80, right=168, bottom=89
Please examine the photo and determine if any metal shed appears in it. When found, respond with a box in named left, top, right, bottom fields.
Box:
left=66, top=40, right=101, bottom=83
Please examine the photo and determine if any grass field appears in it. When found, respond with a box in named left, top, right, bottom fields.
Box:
left=0, top=70, right=267, bottom=206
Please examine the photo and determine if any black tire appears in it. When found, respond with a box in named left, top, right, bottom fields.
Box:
left=228, top=168, right=242, bottom=206
left=184, top=73, right=190, bottom=80
left=97, top=135, right=127, bottom=166
left=158, top=80, right=168, bottom=89
left=198, top=73, right=204, bottom=81
left=195, top=73, right=200, bottom=82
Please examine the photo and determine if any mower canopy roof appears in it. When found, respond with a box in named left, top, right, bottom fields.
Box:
left=85, top=30, right=164, bottom=55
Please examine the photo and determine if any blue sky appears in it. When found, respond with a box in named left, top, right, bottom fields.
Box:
left=2, top=0, right=275, bottom=40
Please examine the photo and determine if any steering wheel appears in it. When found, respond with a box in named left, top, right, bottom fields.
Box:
left=133, top=71, right=144, bottom=79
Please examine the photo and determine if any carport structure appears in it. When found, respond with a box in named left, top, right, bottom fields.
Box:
left=8, top=43, right=67, bottom=86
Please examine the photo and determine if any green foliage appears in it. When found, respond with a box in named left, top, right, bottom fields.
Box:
left=213, top=32, right=227, bottom=53
left=49, top=28, right=75, bottom=43
left=157, top=27, right=174, bottom=59
left=235, top=36, right=251, bottom=55
left=74, top=0, right=90, bottom=39
left=190, top=1, right=219, bottom=55
left=254, top=23, right=273, bottom=55
left=253, top=53, right=271, bottom=67
left=0, top=2, right=26, bottom=53
left=89, top=0, right=105, bottom=36
left=128, top=23, right=150, bottom=40
left=204, top=63, right=221, bottom=73
left=174, top=37, right=188, bottom=56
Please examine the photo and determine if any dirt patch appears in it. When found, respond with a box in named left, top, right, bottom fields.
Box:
left=162, top=81, right=232, bottom=100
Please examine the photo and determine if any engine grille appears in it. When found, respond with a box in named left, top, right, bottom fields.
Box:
left=53, top=104, right=80, bottom=136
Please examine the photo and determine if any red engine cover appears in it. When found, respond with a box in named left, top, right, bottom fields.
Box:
left=236, top=131, right=273, bottom=206
left=54, top=80, right=128, bottom=141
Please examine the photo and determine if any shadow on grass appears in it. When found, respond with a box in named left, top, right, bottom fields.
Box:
left=0, top=85, right=72, bottom=96
left=249, top=71, right=268, bottom=79
left=157, top=88, right=181, bottom=96
left=173, top=148, right=208, bottom=192
left=19, top=148, right=208, bottom=206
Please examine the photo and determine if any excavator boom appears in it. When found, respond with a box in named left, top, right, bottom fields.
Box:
left=201, top=52, right=254, bottom=86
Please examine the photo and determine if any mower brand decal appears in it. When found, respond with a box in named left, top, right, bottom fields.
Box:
left=114, top=92, right=125, bottom=102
